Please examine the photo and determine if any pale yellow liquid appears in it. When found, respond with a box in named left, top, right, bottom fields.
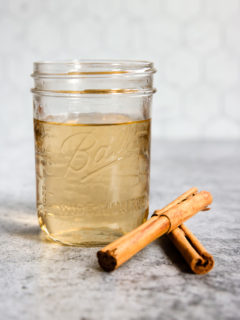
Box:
left=34, top=114, right=151, bottom=245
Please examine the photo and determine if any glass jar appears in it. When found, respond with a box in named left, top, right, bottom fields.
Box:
left=31, top=60, right=156, bottom=246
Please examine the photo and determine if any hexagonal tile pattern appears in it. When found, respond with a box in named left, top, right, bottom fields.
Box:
left=124, top=0, right=164, bottom=19
left=162, top=116, right=201, bottom=139
left=225, top=91, right=240, bottom=120
left=164, top=0, right=201, bottom=21
left=225, top=21, right=240, bottom=54
left=145, top=18, right=181, bottom=55
left=205, top=0, right=239, bottom=21
left=8, top=0, right=42, bottom=19
left=85, top=0, right=125, bottom=20
left=26, top=16, right=62, bottom=55
left=156, top=85, right=181, bottom=119
left=0, top=17, right=23, bottom=54
left=186, top=19, right=221, bottom=54
left=0, top=0, right=240, bottom=141
left=206, top=52, right=240, bottom=87
left=67, top=18, right=106, bottom=56
left=185, top=86, right=220, bottom=123
left=205, top=117, right=240, bottom=139
left=165, top=50, right=200, bottom=88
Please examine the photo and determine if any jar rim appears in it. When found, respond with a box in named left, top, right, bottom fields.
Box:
left=32, top=59, right=156, bottom=78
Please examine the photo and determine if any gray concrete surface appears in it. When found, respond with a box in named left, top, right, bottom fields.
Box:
left=0, top=140, right=239, bottom=320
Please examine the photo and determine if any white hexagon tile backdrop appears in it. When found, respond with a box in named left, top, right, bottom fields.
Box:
left=0, top=0, right=240, bottom=141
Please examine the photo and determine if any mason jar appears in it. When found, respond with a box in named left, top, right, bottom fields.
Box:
left=31, top=60, right=156, bottom=246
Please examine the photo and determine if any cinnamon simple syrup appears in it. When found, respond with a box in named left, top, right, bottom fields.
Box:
left=34, top=113, right=151, bottom=245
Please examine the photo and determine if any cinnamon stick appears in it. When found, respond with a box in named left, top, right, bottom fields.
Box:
left=168, top=224, right=214, bottom=274
left=97, top=188, right=212, bottom=271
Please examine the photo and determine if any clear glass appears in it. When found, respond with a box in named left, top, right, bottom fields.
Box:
left=31, top=60, right=156, bottom=246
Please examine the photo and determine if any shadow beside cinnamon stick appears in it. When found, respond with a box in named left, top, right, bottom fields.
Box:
left=168, top=224, right=214, bottom=274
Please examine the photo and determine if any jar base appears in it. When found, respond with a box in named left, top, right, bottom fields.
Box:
left=37, top=207, right=149, bottom=246
left=39, top=224, right=125, bottom=247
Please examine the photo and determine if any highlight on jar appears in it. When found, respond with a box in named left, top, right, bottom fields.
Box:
left=31, top=60, right=156, bottom=246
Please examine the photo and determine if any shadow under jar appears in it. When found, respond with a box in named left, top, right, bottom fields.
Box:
left=31, top=60, right=156, bottom=246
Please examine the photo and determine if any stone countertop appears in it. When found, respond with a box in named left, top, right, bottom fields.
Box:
left=0, top=140, right=239, bottom=320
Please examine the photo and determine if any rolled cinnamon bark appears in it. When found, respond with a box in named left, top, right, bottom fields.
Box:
left=97, top=188, right=212, bottom=272
left=153, top=187, right=198, bottom=217
left=168, top=224, right=214, bottom=274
